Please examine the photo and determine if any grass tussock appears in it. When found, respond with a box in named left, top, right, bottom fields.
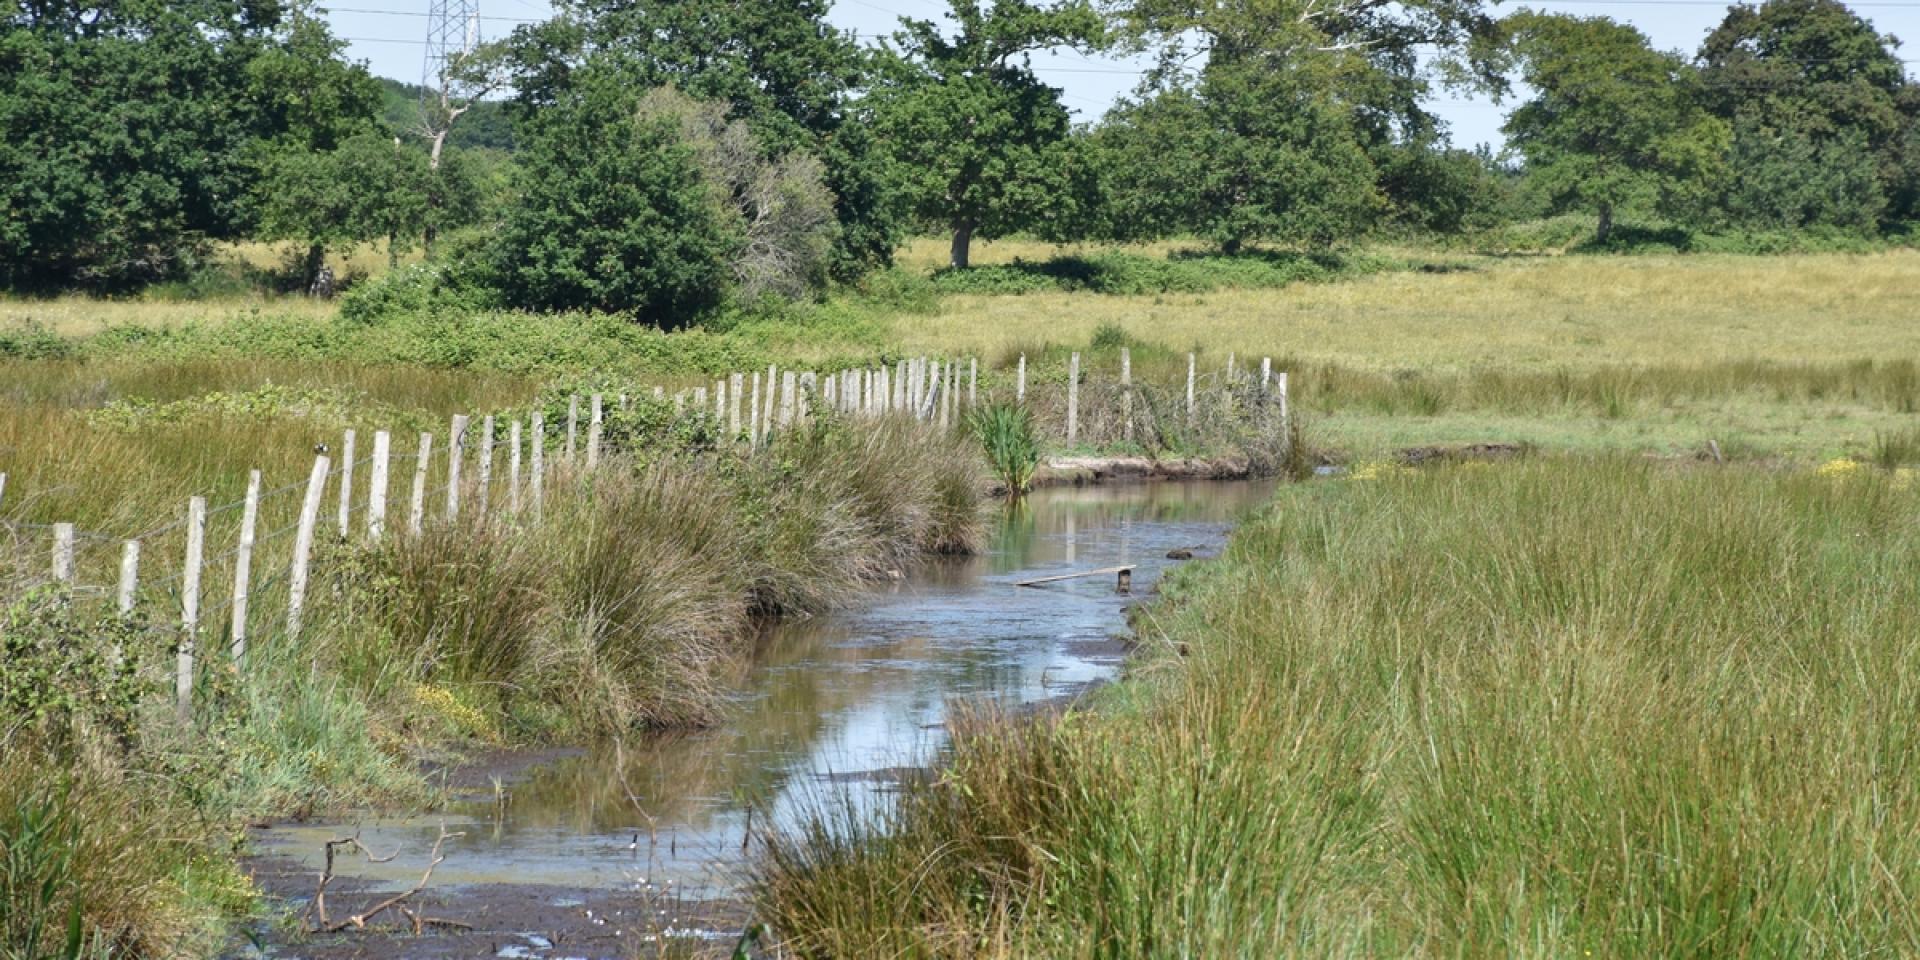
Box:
left=757, top=456, right=1920, bottom=956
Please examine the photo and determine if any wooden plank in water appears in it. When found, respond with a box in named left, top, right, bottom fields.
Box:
left=1014, top=565, right=1135, bottom=588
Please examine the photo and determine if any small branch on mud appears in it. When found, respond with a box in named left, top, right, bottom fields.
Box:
left=307, top=823, right=466, bottom=934
left=308, top=830, right=401, bottom=930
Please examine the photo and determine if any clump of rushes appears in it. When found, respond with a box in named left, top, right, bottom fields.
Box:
left=968, top=403, right=1040, bottom=497
left=757, top=457, right=1920, bottom=955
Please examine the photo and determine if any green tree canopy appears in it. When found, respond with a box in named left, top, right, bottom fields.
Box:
left=871, top=0, right=1106, bottom=269
left=1498, top=12, right=1730, bottom=244
left=1699, top=0, right=1920, bottom=228
left=505, top=0, right=896, bottom=278
left=254, top=130, right=432, bottom=291
left=490, top=71, right=737, bottom=325
left=0, top=0, right=379, bottom=291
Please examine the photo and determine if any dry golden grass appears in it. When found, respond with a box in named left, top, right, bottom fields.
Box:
left=0, top=294, right=333, bottom=337
left=889, top=251, right=1920, bottom=373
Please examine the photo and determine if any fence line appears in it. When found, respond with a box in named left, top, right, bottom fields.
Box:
left=2, top=351, right=1289, bottom=722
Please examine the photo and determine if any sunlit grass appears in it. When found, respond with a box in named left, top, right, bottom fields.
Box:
left=759, top=456, right=1920, bottom=955
left=887, top=251, right=1920, bottom=373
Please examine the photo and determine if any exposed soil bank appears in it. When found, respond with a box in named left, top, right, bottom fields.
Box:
left=1033, top=454, right=1256, bottom=487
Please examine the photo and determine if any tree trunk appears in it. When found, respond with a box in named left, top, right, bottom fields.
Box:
left=950, top=221, right=975, bottom=270
left=1222, top=234, right=1244, bottom=256
left=302, top=244, right=325, bottom=293
left=1595, top=203, right=1614, bottom=246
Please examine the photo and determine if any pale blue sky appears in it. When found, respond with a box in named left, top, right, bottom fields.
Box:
left=321, top=0, right=1920, bottom=151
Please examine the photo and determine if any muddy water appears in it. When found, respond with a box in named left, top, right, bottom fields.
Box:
left=251, top=479, right=1276, bottom=900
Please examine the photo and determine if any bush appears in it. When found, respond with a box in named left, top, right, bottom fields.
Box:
left=929, top=250, right=1393, bottom=297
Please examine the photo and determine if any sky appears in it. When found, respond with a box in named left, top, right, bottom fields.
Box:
left=321, top=0, right=1920, bottom=152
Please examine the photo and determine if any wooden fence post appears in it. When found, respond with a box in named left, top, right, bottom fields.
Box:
left=1068, top=352, right=1080, bottom=445
left=52, top=523, right=74, bottom=586
left=0, top=472, right=7, bottom=514
left=478, top=415, right=495, bottom=515
left=410, top=433, right=432, bottom=535
left=1186, top=353, right=1197, bottom=421
left=336, top=429, right=355, bottom=538
left=893, top=359, right=907, bottom=411
left=749, top=371, right=762, bottom=445
left=179, top=496, right=206, bottom=722
left=780, top=371, right=797, bottom=428
left=531, top=413, right=546, bottom=521
left=1122, top=347, right=1133, bottom=444
left=231, top=470, right=261, bottom=661
left=1017, top=355, right=1027, bottom=403
left=117, top=540, right=139, bottom=616
left=730, top=372, right=745, bottom=437
left=447, top=415, right=468, bottom=519
left=287, top=454, right=330, bottom=637
left=1277, top=371, right=1290, bottom=431
left=1227, top=353, right=1236, bottom=384
left=566, top=395, right=579, bottom=465
left=969, top=357, right=978, bottom=408
left=509, top=419, right=523, bottom=515
left=368, top=430, right=391, bottom=540
left=587, top=394, right=604, bottom=472
left=1261, top=356, right=1272, bottom=391
left=939, top=362, right=952, bottom=429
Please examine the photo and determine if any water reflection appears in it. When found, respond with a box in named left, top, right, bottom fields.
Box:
left=253, top=479, right=1278, bottom=892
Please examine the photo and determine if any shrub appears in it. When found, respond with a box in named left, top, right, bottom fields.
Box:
left=968, top=403, right=1040, bottom=495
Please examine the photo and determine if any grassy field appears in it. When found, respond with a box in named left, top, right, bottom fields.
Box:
left=759, top=456, right=1920, bottom=956
left=895, top=249, right=1920, bottom=370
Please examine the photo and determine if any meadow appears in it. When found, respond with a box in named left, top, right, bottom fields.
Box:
left=4, top=241, right=1919, bottom=954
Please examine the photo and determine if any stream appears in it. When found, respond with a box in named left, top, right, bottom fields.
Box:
left=245, top=478, right=1276, bottom=952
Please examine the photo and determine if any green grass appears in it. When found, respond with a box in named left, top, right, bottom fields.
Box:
left=757, top=456, right=1920, bottom=956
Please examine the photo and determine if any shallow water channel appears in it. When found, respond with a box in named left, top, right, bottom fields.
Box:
left=252, top=479, right=1276, bottom=901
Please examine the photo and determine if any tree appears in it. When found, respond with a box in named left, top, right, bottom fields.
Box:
left=1095, top=56, right=1381, bottom=251
left=491, top=72, right=737, bottom=324
left=505, top=0, right=898, bottom=279
left=636, top=88, right=840, bottom=302
left=870, top=0, right=1106, bottom=269
left=1498, top=13, right=1730, bottom=244
left=1095, top=0, right=1501, bottom=248
left=254, top=132, right=430, bottom=293
left=0, top=0, right=377, bottom=290
left=1698, top=0, right=1919, bottom=228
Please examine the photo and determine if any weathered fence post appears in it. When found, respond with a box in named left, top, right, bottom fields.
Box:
left=730, top=373, right=744, bottom=436
left=1068, top=352, right=1080, bottom=446
left=509, top=420, right=523, bottom=515
left=1186, top=353, right=1197, bottom=421
left=1122, top=347, right=1133, bottom=444
left=0, top=472, right=8, bottom=513
left=231, top=470, right=261, bottom=661
left=368, top=430, right=391, bottom=540
left=410, top=433, right=432, bottom=535
left=117, top=540, right=140, bottom=616
left=1261, top=356, right=1272, bottom=392
left=1017, top=355, right=1027, bottom=403
left=447, top=415, right=468, bottom=519
left=1277, top=370, right=1290, bottom=433
left=893, top=359, right=907, bottom=411
left=566, top=395, right=580, bottom=465
left=940, top=361, right=953, bottom=429
left=336, top=429, right=355, bottom=538
left=749, top=371, right=763, bottom=445
left=288, top=454, right=330, bottom=637
left=478, top=415, right=495, bottom=515
left=531, top=413, right=546, bottom=521
left=969, top=357, right=978, bottom=408
left=179, top=496, right=206, bottom=721
left=52, top=523, right=74, bottom=586
left=587, top=394, right=604, bottom=472
left=780, top=371, right=797, bottom=428
left=1227, top=353, right=1236, bottom=384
